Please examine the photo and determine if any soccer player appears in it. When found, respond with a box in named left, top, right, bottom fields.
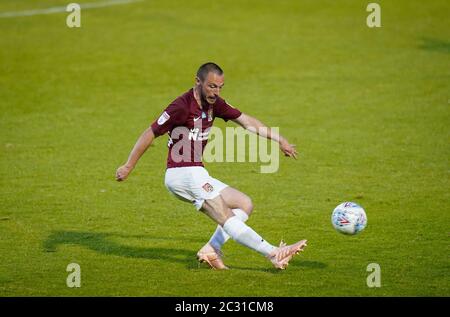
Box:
left=116, top=63, right=307, bottom=270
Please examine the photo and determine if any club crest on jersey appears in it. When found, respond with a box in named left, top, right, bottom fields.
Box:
left=157, top=111, right=170, bottom=125
left=202, top=183, right=214, bottom=193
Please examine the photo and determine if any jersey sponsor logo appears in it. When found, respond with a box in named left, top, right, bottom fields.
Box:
left=202, top=182, right=214, bottom=193
left=157, top=111, right=170, bottom=125
left=189, top=128, right=200, bottom=141
left=188, top=128, right=210, bottom=141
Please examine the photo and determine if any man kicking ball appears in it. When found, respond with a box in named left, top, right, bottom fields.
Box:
left=116, top=62, right=307, bottom=270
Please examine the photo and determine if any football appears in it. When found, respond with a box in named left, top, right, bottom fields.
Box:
left=331, top=202, right=367, bottom=235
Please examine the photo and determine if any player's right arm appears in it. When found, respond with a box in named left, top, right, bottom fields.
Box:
left=115, top=96, right=189, bottom=182
left=116, top=127, right=155, bottom=181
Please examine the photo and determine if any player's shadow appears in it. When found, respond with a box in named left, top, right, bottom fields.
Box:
left=419, top=37, right=450, bottom=54
left=43, top=231, right=201, bottom=267
left=228, top=260, right=327, bottom=273
left=44, top=231, right=327, bottom=273
left=290, top=260, right=327, bottom=269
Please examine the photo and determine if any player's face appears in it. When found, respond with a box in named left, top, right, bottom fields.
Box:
left=198, top=72, right=224, bottom=105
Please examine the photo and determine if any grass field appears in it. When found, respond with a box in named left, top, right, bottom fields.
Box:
left=0, top=0, right=449, bottom=296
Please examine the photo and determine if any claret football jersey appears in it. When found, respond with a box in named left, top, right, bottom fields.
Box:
left=151, top=88, right=242, bottom=168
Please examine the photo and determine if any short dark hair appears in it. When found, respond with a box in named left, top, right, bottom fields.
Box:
left=196, top=62, right=223, bottom=81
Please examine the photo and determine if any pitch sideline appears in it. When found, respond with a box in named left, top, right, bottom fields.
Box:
left=0, top=0, right=144, bottom=18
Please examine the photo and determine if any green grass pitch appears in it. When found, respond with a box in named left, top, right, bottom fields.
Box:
left=0, top=0, right=449, bottom=296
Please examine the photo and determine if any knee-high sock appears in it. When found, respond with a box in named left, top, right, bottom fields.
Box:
left=222, top=216, right=275, bottom=256
left=208, top=209, right=248, bottom=251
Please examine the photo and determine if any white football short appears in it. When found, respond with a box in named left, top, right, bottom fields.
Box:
left=164, top=166, right=228, bottom=210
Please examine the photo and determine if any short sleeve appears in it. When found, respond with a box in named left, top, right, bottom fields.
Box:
left=151, top=99, right=189, bottom=137
left=214, top=98, right=242, bottom=122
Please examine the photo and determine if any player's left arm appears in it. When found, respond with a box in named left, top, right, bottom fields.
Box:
left=232, top=113, right=298, bottom=159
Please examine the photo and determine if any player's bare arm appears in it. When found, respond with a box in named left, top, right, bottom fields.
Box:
left=232, top=113, right=298, bottom=159
left=116, top=127, right=156, bottom=181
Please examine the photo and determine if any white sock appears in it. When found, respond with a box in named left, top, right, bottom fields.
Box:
left=208, top=209, right=248, bottom=250
left=222, top=216, right=275, bottom=256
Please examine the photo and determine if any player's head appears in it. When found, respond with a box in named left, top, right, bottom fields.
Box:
left=196, top=62, right=224, bottom=105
